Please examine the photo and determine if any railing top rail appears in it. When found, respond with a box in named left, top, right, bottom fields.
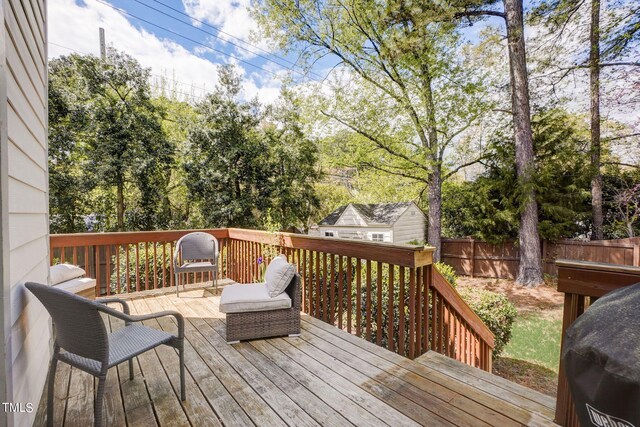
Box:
left=227, top=228, right=435, bottom=268
left=50, top=229, right=229, bottom=248
left=556, top=259, right=640, bottom=298
left=431, top=268, right=495, bottom=348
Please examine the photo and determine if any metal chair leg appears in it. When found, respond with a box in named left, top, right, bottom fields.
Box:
left=95, top=375, right=106, bottom=427
left=46, top=357, right=58, bottom=427
left=179, top=341, right=186, bottom=401
left=175, top=272, right=180, bottom=297
left=129, top=358, right=134, bottom=380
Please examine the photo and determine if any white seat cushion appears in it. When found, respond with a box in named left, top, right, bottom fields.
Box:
left=219, top=283, right=291, bottom=314
left=53, top=277, right=96, bottom=295
left=50, top=263, right=86, bottom=285
left=265, top=255, right=296, bottom=297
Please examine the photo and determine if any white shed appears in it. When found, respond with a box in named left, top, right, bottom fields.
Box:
left=311, top=202, right=427, bottom=244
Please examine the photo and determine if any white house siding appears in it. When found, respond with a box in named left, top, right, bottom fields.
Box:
left=335, top=205, right=366, bottom=226
left=392, top=205, right=426, bottom=244
left=318, top=226, right=393, bottom=242
left=1, top=0, right=50, bottom=426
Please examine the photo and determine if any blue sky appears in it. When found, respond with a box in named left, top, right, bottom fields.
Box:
left=48, top=0, right=505, bottom=103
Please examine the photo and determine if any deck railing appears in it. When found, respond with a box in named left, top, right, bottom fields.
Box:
left=50, top=228, right=495, bottom=369
left=555, top=259, right=640, bottom=426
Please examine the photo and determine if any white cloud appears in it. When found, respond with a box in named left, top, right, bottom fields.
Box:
left=181, top=0, right=270, bottom=58
left=47, top=0, right=282, bottom=104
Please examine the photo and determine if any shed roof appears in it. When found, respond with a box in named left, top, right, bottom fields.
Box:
left=319, top=202, right=419, bottom=226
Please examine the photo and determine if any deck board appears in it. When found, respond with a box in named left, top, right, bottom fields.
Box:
left=38, top=287, right=558, bottom=426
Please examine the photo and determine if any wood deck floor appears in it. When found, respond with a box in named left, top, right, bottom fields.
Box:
left=35, top=285, right=558, bottom=427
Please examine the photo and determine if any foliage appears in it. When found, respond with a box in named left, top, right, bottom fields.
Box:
left=255, top=0, right=494, bottom=258
left=48, top=50, right=175, bottom=232
left=459, top=287, right=518, bottom=357
left=603, top=170, right=640, bottom=238
left=184, top=66, right=320, bottom=229
left=443, top=109, right=593, bottom=242
left=435, top=262, right=458, bottom=288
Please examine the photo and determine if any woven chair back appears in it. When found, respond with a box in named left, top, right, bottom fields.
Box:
left=177, top=232, right=218, bottom=261
left=25, top=282, right=108, bottom=363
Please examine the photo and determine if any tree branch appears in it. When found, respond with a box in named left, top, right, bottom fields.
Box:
left=443, top=155, right=489, bottom=180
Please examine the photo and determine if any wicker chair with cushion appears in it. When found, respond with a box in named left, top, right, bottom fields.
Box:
left=220, top=255, right=301, bottom=343
left=25, top=282, right=185, bottom=427
left=173, top=232, right=219, bottom=297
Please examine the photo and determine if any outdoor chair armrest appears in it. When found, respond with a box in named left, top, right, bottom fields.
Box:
left=96, top=305, right=184, bottom=339
left=97, top=298, right=131, bottom=315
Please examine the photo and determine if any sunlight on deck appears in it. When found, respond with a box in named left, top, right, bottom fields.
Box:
left=35, top=285, right=557, bottom=427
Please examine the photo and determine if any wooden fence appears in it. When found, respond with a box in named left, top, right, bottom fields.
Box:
left=441, top=237, right=640, bottom=279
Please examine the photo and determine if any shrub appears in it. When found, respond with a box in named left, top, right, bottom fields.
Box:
left=435, top=262, right=458, bottom=288
left=459, top=288, right=517, bottom=357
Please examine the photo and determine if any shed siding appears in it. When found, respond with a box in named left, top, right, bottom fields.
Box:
left=392, top=205, right=426, bottom=244
left=335, top=205, right=366, bottom=226
left=1, top=1, right=50, bottom=426
left=318, top=226, right=393, bottom=242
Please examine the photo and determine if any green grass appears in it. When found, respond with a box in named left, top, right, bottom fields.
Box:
left=502, top=313, right=562, bottom=373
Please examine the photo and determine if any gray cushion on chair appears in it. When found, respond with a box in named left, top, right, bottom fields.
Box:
left=264, top=255, right=296, bottom=297
left=219, top=283, right=291, bottom=313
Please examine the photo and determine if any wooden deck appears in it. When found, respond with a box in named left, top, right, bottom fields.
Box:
left=36, top=285, right=558, bottom=426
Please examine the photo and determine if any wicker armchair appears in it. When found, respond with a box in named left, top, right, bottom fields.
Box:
left=25, top=282, right=185, bottom=427
left=224, top=274, right=301, bottom=343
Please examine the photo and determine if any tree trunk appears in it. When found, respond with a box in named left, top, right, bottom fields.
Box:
left=504, top=0, right=543, bottom=286
left=590, top=0, right=604, bottom=240
left=117, top=181, right=124, bottom=231
left=427, top=166, right=442, bottom=262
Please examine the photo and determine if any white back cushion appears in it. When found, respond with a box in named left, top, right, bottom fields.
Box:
left=50, top=263, right=86, bottom=285
left=265, top=254, right=296, bottom=297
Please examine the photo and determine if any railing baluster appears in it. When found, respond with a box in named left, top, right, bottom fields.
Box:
left=144, top=242, right=149, bottom=290
left=106, top=245, right=111, bottom=296
left=356, top=258, right=362, bottom=337
left=153, top=242, right=158, bottom=290
left=398, top=266, right=405, bottom=357
left=346, top=256, right=352, bottom=334
left=423, top=266, right=430, bottom=352
left=376, top=261, right=383, bottom=346
left=338, top=255, right=344, bottom=330
left=301, top=249, right=307, bottom=313
left=116, top=245, right=121, bottom=294
left=408, top=267, right=416, bottom=359
left=315, top=251, right=321, bottom=319
left=125, top=244, right=130, bottom=293
left=329, top=254, right=335, bottom=324
left=72, top=247, right=77, bottom=265
left=366, top=260, right=372, bottom=342
left=135, top=243, right=140, bottom=292
left=387, top=264, right=395, bottom=352
left=415, top=266, right=422, bottom=355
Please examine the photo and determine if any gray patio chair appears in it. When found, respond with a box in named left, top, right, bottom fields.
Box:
left=173, top=232, right=219, bottom=296
left=25, top=282, right=185, bottom=427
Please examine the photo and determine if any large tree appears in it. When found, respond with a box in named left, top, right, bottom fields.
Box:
left=255, top=0, right=492, bottom=261
left=530, top=0, right=640, bottom=240
left=452, top=0, right=544, bottom=285
left=79, top=49, right=174, bottom=231
left=184, top=66, right=320, bottom=229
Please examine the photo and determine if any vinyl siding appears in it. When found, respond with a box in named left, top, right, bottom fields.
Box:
left=392, top=205, right=426, bottom=244
left=335, top=205, right=367, bottom=226
left=317, top=226, right=393, bottom=242
left=1, top=1, right=50, bottom=426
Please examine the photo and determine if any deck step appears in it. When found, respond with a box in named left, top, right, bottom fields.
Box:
left=415, top=351, right=557, bottom=420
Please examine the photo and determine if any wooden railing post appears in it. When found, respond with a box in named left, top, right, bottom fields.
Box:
left=555, top=260, right=640, bottom=426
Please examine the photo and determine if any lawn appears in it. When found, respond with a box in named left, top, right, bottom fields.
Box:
left=502, top=313, right=562, bottom=372
left=457, top=277, right=564, bottom=397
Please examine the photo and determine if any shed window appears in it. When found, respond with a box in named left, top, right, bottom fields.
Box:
left=324, top=231, right=335, bottom=237
left=371, top=233, right=384, bottom=242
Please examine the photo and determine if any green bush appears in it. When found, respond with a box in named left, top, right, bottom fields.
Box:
left=435, top=262, right=458, bottom=287
left=459, top=288, right=517, bottom=357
